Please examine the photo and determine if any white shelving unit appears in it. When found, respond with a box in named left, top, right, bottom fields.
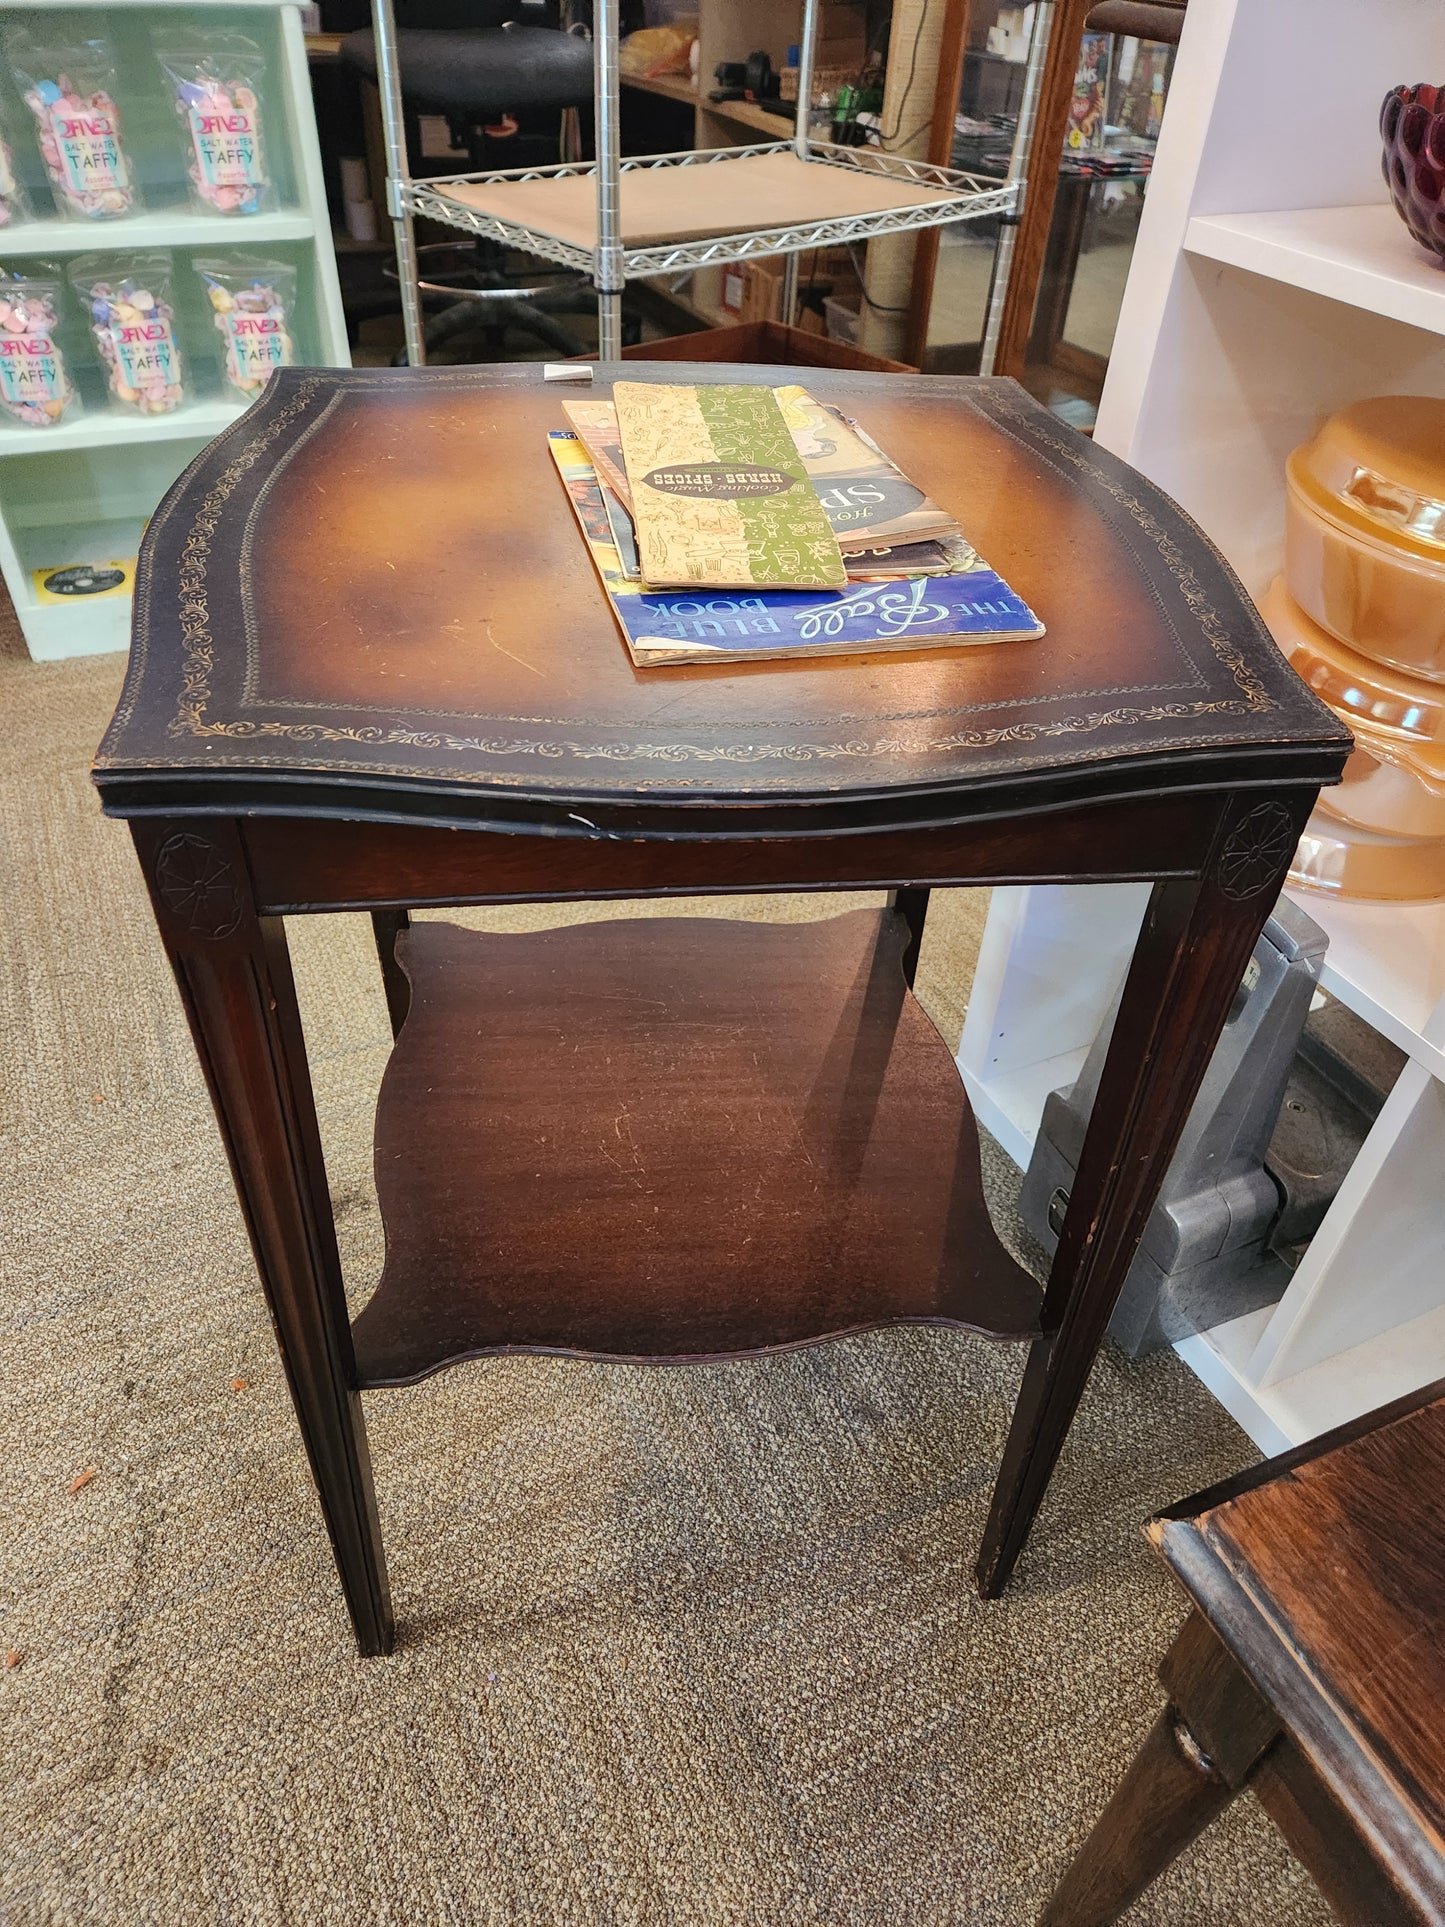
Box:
left=960, top=0, right=1445, bottom=1457
left=0, top=0, right=348, bottom=660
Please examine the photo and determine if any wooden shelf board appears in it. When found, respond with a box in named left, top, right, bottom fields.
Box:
left=620, top=71, right=699, bottom=105
left=701, top=98, right=796, bottom=138
left=620, top=71, right=794, bottom=136
left=352, top=910, right=1042, bottom=1386
left=1184, top=204, right=1445, bottom=337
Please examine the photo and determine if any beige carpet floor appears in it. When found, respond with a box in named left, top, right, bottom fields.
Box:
left=0, top=608, right=1331, bottom=1927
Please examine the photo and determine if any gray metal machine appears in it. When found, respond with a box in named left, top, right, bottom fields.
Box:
left=1019, top=898, right=1332, bottom=1356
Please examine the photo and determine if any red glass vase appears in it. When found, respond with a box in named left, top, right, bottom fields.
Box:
left=1382, top=82, right=1445, bottom=261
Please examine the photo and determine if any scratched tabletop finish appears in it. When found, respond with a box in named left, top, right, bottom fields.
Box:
left=94, top=364, right=1350, bottom=832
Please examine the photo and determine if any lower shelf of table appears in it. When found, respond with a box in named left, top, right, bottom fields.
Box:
left=350, top=908, right=1042, bottom=1386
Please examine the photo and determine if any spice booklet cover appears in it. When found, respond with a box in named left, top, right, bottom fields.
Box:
left=563, top=390, right=962, bottom=573
left=549, top=432, right=1045, bottom=668
left=612, top=380, right=847, bottom=592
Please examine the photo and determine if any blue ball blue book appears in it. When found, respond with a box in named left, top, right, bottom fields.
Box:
left=549, top=430, right=1045, bottom=668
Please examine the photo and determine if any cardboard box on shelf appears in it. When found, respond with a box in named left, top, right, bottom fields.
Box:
left=818, top=0, right=868, bottom=64
left=718, top=258, right=787, bottom=325
left=613, top=318, right=916, bottom=373
left=811, top=246, right=857, bottom=280
left=812, top=260, right=862, bottom=309
left=743, top=259, right=785, bottom=323
left=986, top=4, right=1036, bottom=62
left=775, top=0, right=867, bottom=96
left=780, top=62, right=862, bottom=101
left=824, top=293, right=861, bottom=345
left=719, top=263, right=747, bottom=318
left=718, top=245, right=861, bottom=329
left=820, top=0, right=868, bottom=36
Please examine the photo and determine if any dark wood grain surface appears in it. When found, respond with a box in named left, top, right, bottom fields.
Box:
left=1154, top=1395, right=1445, bottom=1917
left=1183, top=1403, right=1445, bottom=1837
left=93, top=364, right=1348, bottom=830
left=351, top=908, right=1041, bottom=1383
left=1041, top=1612, right=1283, bottom=1927
left=94, top=365, right=1353, bottom=1649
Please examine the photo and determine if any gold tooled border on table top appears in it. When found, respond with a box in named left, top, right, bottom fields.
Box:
left=149, top=371, right=1276, bottom=781
left=232, top=377, right=1206, bottom=728
left=985, top=383, right=1273, bottom=712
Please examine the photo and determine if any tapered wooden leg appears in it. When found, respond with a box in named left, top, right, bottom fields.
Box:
left=372, top=907, right=412, bottom=1039
left=1041, top=1708, right=1236, bottom=1925
left=977, top=793, right=1317, bottom=1596
left=893, top=886, right=930, bottom=988
left=134, top=820, right=394, bottom=1656
left=1041, top=1612, right=1280, bottom=1925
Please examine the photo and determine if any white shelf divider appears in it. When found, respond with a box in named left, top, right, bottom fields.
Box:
left=1185, top=205, right=1445, bottom=337
left=1298, top=891, right=1445, bottom=1078
left=1176, top=1295, right=1445, bottom=1454
left=1249, top=1061, right=1445, bottom=1389
left=0, top=397, right=249, bottom=459
left=1, top=208, right=318, bottom=256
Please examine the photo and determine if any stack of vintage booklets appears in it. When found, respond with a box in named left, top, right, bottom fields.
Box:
left=550, top=379, right=1045, bottom=667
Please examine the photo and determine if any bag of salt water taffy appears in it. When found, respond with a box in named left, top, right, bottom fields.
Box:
left=0, top=273, right=76, bottom=427
left=70, top=253, right=187, bottom=416
left=155, top=32, right=271, bottom=217
left=195, top=258, right=296, bottom=398
left=7, top=30, right=138, bottom=219
left=0, top=122, right=30, bottom=227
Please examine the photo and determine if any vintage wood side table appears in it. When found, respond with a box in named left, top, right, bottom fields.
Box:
left=92, top=364, right=1350, bottom=1657
left=1042, top=1381, right=1445, bottom=1924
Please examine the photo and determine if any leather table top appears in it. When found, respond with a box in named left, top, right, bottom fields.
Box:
left=94, top=364, right=1350, bottom=833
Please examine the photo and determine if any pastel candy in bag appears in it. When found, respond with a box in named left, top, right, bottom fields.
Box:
left=7, top=31, right=138, bottom=219
left=195, top=257, right=295, bottom=396
left=70, top=253, right=187, bottom=415
left=0, top=275, right=76, bottom=427
left=155, top=33, right=270, bottom=215
left=0, top=130, right=30, bottom=227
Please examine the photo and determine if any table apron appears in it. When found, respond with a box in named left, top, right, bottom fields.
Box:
left=240, top=790, right=1223, bottom=913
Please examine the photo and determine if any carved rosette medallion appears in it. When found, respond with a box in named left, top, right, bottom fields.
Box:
left=1217, top=802, right=1297, bottom=902
left=155, top=833, right=244, bottom=940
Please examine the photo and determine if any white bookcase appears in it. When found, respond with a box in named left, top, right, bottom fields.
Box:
left=0, top=0, right=347, bottom=660
left=960, top=0, right=1445, bottom=1457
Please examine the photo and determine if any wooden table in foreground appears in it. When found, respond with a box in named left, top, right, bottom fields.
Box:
left=1043, top=1382, right=1445, bottom=1924
left=92, top=364, right=1351, bottom=1657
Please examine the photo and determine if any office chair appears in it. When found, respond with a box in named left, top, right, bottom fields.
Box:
left=342, top=0, right=615, bottom=359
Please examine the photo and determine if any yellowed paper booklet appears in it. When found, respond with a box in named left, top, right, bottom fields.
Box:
left=612, top=380, right=846, bottom=591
